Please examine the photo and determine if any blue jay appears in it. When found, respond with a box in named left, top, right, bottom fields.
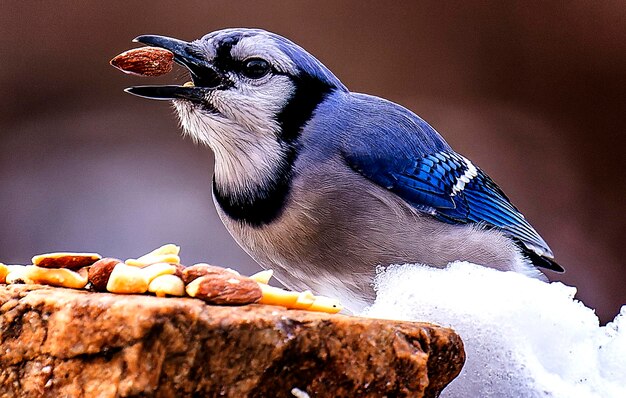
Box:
left=125, top=28, right=563, bottom=312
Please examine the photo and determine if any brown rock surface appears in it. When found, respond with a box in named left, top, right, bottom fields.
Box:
left=0, top=284, right=464, bottom=398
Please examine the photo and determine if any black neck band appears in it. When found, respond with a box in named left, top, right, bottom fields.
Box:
left=213, top=75, right=334, bottom=227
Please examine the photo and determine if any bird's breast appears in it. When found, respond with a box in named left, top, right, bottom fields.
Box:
left=212, top=156, right=530, bottom=312
left=212, top=160, right=425, bottom=309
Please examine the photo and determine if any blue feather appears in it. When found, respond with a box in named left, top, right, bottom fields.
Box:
left=344, top=148, right=554, bottom=258
left=315, top=93, right=554, bottom=261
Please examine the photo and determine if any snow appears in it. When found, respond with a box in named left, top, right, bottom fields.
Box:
left=361, top=262, right=626, bottom=398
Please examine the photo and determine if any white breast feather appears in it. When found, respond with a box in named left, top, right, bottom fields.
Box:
left=173, top=75, right=295, bottom=196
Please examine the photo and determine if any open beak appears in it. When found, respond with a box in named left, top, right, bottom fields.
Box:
left=124, top=34, right=227, bottom=101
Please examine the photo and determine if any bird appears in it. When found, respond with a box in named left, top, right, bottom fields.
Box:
left=125, top=28, right=564, bottom=312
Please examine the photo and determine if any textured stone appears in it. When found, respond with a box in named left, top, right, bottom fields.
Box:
left=0, top=284, right=464, bottom=397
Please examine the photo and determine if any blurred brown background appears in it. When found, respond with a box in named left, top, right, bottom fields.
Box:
left=1, top=1, right=624, bottom=322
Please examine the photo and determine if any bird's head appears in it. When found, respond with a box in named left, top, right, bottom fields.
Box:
left=126, top=28, right=347, bottom=224
left=129, top=28, right=346, bottom=138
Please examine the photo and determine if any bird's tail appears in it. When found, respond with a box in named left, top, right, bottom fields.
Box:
left=515, top=241, right=565, bottom=273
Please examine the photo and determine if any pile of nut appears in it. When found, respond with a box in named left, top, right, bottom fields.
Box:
left=0, top=244, right=342, bottom=314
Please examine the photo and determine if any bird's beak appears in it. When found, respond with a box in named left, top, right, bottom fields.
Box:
left=124, top=34, right=226, bottom=101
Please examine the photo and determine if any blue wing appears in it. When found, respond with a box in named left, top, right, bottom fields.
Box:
left=344, top=149, right=557, bottom=263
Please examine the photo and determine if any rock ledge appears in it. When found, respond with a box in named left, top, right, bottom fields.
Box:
left=0, top=284, right=464, bottom=397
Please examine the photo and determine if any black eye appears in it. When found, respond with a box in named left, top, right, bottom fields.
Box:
left=242, top=58, right=271, bottom=79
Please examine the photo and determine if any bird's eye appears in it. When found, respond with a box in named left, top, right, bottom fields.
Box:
left=242, top=58, right=271, bottom=79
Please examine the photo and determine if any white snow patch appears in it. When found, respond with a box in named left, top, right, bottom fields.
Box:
left=361, top=262, right=626, bottom=398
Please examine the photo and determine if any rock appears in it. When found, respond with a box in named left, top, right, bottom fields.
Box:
left=0, top=284, right=464, bottom=397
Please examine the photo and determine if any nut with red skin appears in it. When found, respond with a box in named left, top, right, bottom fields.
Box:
left=172, top=263, right=186, bottom=279
left=88, top=258, right=122, bottom=291
left=110, top=47, right=174, bottom=77
left=181, top=263, right=234, bottom=285
left=185, top=274, right=262, bottom=305
left=32, top=252, right=101, bottom=270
